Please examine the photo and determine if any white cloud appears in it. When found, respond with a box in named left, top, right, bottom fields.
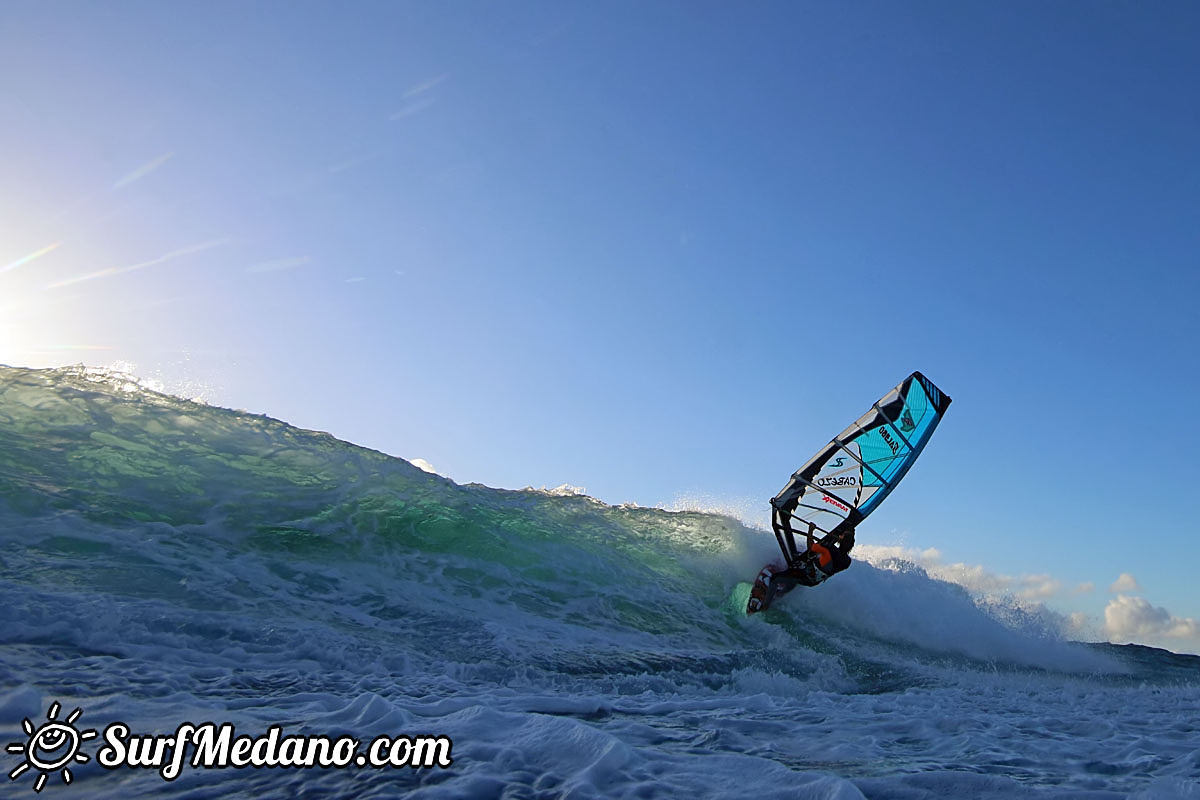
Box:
left=1104, top=595, right=1200, bottom=648
left=857, top=545, right=1060, bottom=601
left=856, top=544, right=943, bottom=565
left=1109, top=573, right=1140, bottom=593
left=1015, top=573, right=1062, bottom=601
left=855, top=547, right=1200, bottom=654
left=410, top=458, right=441, bottom=475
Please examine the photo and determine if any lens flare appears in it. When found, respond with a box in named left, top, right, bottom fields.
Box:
left=0, top=243, right=60, bottom=276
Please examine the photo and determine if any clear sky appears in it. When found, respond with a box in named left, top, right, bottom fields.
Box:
left=3, top=1, right=1198, bottom=653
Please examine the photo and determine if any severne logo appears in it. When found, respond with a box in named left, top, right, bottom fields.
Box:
left=822, top=495, right=850, bottom=513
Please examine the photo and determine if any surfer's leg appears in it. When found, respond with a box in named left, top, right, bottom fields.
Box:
left=748, top=563, right=788, bottom=613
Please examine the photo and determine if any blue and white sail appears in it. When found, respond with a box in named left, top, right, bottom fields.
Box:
left=771, top=371, right=952, bottom=539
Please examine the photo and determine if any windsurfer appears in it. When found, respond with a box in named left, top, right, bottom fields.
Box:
left=747, top=522, right=855, bottom=612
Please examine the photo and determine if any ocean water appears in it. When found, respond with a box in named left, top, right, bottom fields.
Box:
left=1, top=364, right=1197, bottom=799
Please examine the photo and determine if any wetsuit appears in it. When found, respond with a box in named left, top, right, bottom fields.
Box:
left=748, top=525, right=855, bottom=612
left=779, top=530, right=854, bottom=587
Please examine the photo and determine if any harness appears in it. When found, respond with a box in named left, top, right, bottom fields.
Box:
left=809, top=540, right=834, bottom=569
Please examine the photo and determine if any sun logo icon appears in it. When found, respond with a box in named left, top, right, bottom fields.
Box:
left=6, top=702, right=97, bottom=793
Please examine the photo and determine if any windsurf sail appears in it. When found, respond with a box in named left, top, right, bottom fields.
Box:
left=770, top=372, right=951, bottom=560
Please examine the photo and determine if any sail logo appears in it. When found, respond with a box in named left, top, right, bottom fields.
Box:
left=879, top=427, right=900, bottom=455
left=829, top=457, right=845, bottom=468
left=899, top=409, right=915, bottom=432
left=816, top=476, right=857, bottom=488
left=822, top=495, right=850, bottom=512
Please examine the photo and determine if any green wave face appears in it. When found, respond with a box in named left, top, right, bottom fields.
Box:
left=3, top=365, right=832, bottom=686
left=0, top=364, right=1144, bottom=694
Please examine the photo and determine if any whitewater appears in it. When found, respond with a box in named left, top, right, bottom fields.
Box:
left=1, top=364, right=1197, bottom=799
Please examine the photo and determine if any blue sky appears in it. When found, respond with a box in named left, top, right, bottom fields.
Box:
left=2, top=1, right=1198, bottom=652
